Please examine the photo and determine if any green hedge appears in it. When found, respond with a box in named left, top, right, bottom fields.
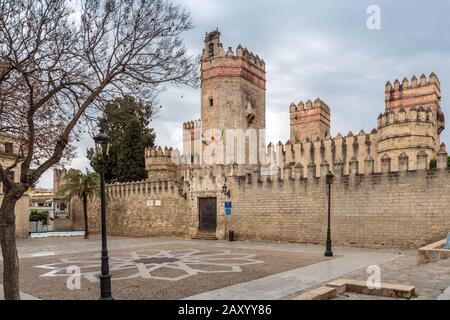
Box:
left=29, top=210, right=53, bottom=226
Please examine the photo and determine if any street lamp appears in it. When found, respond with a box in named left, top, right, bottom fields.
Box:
left=324, top=171, right=334, bottom=257
left=93, top=129, right=113, bottom=300
left=222, top=182, right=230, bottom=198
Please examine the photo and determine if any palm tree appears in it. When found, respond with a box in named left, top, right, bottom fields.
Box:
left=58, top=169, right=100, bottom=239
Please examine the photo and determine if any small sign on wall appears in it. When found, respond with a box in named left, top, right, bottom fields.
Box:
left=225, top=202, right=232, bottom=216
left=146, top=200, right=162, bottom=207
left=445, top=232, right=450, bottom=250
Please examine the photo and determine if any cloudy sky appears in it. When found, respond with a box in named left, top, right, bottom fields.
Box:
left=38, top=0, right=450, bottom=188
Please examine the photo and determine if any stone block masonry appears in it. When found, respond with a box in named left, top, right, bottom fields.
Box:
left=289, top=99, right=331, bottom=143
left=73, top=180, right=192, bottom=238
left=227, top=162, right=450, bottom=248
left=72, top=30, right=450, bottom=250
left=81, top=153, right=450, bottom=249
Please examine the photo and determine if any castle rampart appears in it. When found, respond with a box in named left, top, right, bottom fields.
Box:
left=84, top=145, right=450, bottom=248
left=224, top=152, right=450, bottom=247
left=75, top=31, right=450, bottom=249
left=283, top=73, right=444, bottom=173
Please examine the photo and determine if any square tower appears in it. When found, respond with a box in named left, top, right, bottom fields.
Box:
left=289, top=98, right=331, bottom=143
left=200, top=30, right=266, bottom=164
left=182, top=119, right=201, bottom=163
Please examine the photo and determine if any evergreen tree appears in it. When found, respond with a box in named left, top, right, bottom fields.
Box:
left=87, top=96, right=156, bottom=183
left=116, top=120, right=148, bottom=182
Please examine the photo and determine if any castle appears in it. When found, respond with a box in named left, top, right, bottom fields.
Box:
left=156, top=30, right=446, bottom=177
left=77, top=30, right=450, bottom=248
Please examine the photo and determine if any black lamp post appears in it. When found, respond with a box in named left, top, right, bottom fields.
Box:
left=324, top=171, right=334, bottom=257
left=93, top=129, right=113, bottom=300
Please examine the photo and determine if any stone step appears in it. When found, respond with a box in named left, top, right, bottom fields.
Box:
left=293, top=279, right=416, bottom=300
left=192, top=232, right=218, bottom=240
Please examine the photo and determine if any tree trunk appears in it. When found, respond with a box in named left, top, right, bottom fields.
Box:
left=82, top=194, right=89, bottom=239
left=0, top=194, right=21, bottom=300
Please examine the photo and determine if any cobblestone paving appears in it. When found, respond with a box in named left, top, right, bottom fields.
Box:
left=1, top=237, right=329, bottom=300
left=2, top=236, right=448, bottom=300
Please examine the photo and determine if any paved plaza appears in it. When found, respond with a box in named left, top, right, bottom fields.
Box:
left=1, top=236, right=449, bottom=300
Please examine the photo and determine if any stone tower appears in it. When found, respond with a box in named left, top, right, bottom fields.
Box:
left=289, top=98, right=331, bottom=143
left=200, top=29, right=266, bottom=164
left=53, top=168, right=68, bottom=195
left=182, top=119, right=201, bottom=163
left=378, top=73, right=445, bottom=170
left=145, top=147, right=178, bottom=182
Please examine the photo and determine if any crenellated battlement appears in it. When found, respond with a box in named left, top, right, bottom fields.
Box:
left=289, top=98, right=331, bottom=143
left=150, top=71, right=446, bottom=182
left=385, top=73, right=441, bottom=111
left=201, top=29, right=266, bottom=93
left=107, top=141, right=448, bottom=215
left=377, top=105, right=434, bottom=129
left=144, top=146, right=175, bottom=159
left=202, top=30, right=265, bottom=71
left=386, top=73, right=440, bottom=93
left=106, top=179, right=179, bottom=198
left=233, top=44, right=266, bottom=70
left=145, top=146, right=179, bottom=182
left=289, top=98, right=330, bottom=113
left=182, top=119, right=202, bottom=130
left=81, top=31, right=450, bottom=249
left=378, top=73, right=445, bottom=171
left=263, top=129, right=378, bottom=177
left=229, top=142, right=449, bottom=187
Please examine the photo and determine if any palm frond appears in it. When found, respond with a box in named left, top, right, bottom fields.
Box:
left=58, top=171, right=100, bottom=200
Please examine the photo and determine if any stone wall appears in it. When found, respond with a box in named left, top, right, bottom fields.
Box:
left=78, top=151, right=450, bottom=249
left=75, top=180, right=192, bottom=238
left=269, top=131, right=380, bottom=178
left=226, top=163, right=450, bottom=248
left=54, top=217, right=78, bottom=230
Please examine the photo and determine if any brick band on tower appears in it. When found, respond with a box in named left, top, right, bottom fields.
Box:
left=289, top=98, right=331, bottom=143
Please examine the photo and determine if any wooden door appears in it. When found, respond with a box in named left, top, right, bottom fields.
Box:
left=199, top=197, right=217, bottom=232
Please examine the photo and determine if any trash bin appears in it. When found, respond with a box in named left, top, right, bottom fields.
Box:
left=228, top=230, right=235, bottom=242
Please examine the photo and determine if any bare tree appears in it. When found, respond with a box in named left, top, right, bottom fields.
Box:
left=0, top=0, right=197, bottom=299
